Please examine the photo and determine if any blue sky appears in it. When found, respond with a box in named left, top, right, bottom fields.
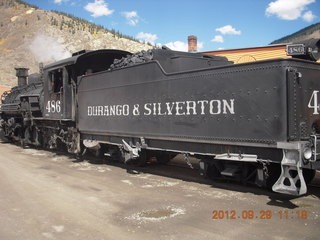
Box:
left=23, top=0, right=320, bottom=51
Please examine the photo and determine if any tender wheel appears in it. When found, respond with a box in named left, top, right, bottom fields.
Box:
left=303, top=169, right=316, bottom=184
left=266, top=163, right=281, bottom=189
left=132, top=149, right=147, bottom=166
left=206, top=162, right=222, bottom=180
left=147, top=150, right=176, bottom=164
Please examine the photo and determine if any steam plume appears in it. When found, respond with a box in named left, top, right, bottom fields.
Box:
left=29, top=34, right=71, bottom=63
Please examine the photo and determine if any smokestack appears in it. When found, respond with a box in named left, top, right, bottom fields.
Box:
left=15, top=67, right=29, bottom=87
left=188, top=35, right=197, bottom=53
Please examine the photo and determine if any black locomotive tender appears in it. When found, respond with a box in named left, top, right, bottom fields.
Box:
left=1, top=39, right=320, bottom=196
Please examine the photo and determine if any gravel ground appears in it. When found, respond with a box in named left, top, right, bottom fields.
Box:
left=0, top=140, right=319, bottom=240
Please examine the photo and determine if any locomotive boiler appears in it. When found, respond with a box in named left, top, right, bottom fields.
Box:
left=1, top=40, right=320, bottom=196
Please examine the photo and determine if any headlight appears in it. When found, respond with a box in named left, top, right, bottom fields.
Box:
left=303, top=147, right=313, bottom=160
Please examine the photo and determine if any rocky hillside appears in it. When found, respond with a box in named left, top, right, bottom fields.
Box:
left=0, top=0, right=153, bottom=87
left=271, top=22, right=320, bottom=44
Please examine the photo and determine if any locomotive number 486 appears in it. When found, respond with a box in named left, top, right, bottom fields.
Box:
left=46, top=100, right=61, bottom=113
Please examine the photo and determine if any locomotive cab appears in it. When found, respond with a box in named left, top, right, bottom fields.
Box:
left=43, top=49, right=131, bottom=121
left=43, top=66, right=70, bottom=119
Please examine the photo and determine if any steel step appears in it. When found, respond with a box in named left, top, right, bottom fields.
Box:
left=221, top=167, right=240, bottom=177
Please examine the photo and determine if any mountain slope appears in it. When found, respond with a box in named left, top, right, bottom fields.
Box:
left=0, top=0, right=153, bottom=86
left=271, top=23, right=320, bottom=44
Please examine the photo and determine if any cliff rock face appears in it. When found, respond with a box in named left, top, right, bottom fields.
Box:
left=0, top=0, right=153, bottom=86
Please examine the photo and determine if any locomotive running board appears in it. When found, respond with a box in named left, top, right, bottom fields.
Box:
left=272, top=149, right=307, bottom=196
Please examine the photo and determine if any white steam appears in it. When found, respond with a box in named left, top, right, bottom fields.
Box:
left=29, top=34, right=71, bottom=63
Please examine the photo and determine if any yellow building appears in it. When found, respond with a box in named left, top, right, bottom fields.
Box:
left=201, top=43, right=320, bottom=64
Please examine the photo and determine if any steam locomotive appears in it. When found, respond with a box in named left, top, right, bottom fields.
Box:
left=1, top=39, right=320, bottom=196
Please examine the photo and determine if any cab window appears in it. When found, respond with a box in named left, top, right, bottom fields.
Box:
left=49, top=68, right=63, bottom=93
